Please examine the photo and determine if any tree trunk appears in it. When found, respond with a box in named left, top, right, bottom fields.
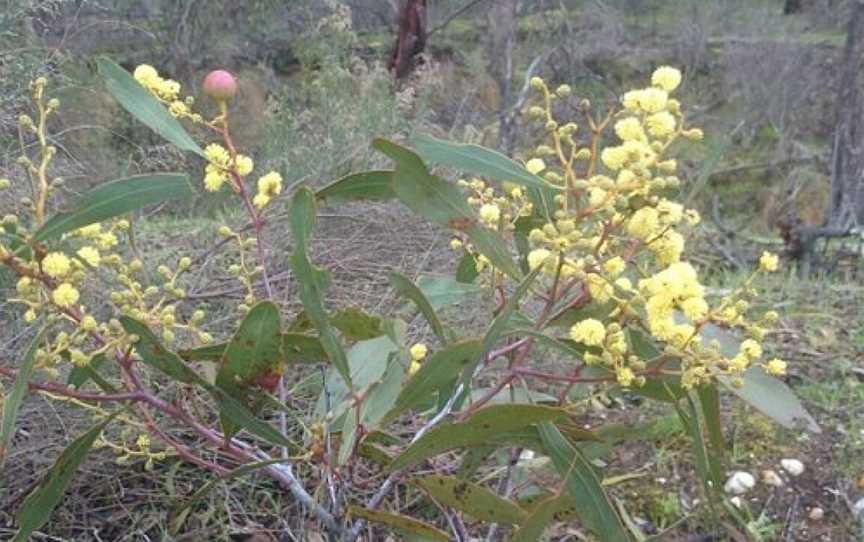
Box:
left=828, top=0, right=864, bottom=228
left=487, top=0, right=518, bottom=153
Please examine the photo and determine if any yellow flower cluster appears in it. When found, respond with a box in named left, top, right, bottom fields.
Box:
left=203, top=143, right=255, bottom=192
left=408, top=343, right=428, bottom=375
left=253, top=171, right=283, bottom=209
left=133, top=64, right=203, bottom=123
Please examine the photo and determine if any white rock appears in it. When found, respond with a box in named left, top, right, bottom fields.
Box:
left=729, top=496, right=743, bottom=508
left=853, top=497, right=864, bottom=518
left=724, top=471, right=756, bottom=495
left=780, top=458, right=805, bottom=476
left=808, top=507, right=824, bottom=521
left=762, top=469, right=784, bottom=487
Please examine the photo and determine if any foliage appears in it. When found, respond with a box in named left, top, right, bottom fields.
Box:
left=0, top=56, right=821, bottom=542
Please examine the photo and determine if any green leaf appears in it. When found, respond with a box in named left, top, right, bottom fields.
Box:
left=66, top=353, right=115, bottom=392
left=96, top=57, right=204, bottom=157
left=289, top=187, right=352, bottom=387
left=702, top=323, right=820, bottom=432
left=170, top=457, right=290, bottom=535
left=718, top=367, right=821, bottom=433
left=389, top=404, right=573, bottom=471
left=417, top=275, right=482, bottom=310
left=389, top=272, right=446, bottom=341
left=120, top=317, right=203, bottom=384
left=316, top=170, right=395, bottom=206
left=538, top=422, right=631, bottom=542
left=14, top=411, right=119, bottom=542
left=374, top=138, right=522, bottom=280
left=208, top=387, right=294, bottom=449
left=416, top=475, right=527, bottom=524
left=698, top=384, right=725, bottom=467
left=388, top=339, right=483, bottom=420
left=1, top=329, right=42, bottom=467
left=674, top=393, right=723, bottom=514
left=34, top=174, right=193, bottom=242
left=510, top=494, right=580, bottom=542
left=409, top=134, right=558, bottom=192
left=480, top=266, right=541, bottom=359
left=330, top=307, right=384, bottom=341
left=455, top=253, right=479, bottom=283
left=216, top=301, right=283, bottom=438
left=348, top=506, right=449, bottom=541
left=282, top=333, right=329, bottom=364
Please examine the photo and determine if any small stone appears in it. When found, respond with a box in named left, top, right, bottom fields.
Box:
left=724, top=471, right=756, bottom=495
left=853, top=497, right=864, bottom=518
left=780, top=458, right=805, bottom=476
left=762, top=469, right=784, bottom=487
left=729, top=496, right=743, bottom=508
left=808, top=507, right=824, bottom=521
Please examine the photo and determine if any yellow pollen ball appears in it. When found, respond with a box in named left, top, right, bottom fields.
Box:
left=651, top=66, right=682, bottom=92
left=409, top=343, right=428, bottom=361
left=52, top=283, right=80, bottom=308
left=570, top=319, right=606, bottom=347
left=42, top=252, right=71, bottom=278
left=526, top=158, right=546, bottom=175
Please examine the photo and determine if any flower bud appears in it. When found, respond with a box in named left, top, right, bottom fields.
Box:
left=202, top=70, right=238, bottom=102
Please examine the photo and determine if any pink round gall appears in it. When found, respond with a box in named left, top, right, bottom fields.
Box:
left=202, top=70, right=237, bottom=102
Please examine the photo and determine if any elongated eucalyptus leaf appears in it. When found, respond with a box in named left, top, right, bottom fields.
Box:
left=389, top=404, right=573, bottom=471
left=216, top=301, right=283, bottom=438
left=34, top=174, right=192, bottom=242
left=14, top=411, right=119, bottom=542
left=348, top=506, right=449, bottom=541
left=0, top=329, right=42, bottom=466
left=511, top=494, right=580, bottom=542
left=179, top=333, right=328, bottom=365
left=66, top=353, right=115, bottom=392
left=416, top=475, right=527, bottom=524
left=389, top=272, right=446, bottom=341
left=330, top=307, right=384, bottom=341
left=374, top=138, right=521, bottom=280
left=387, top=339, right=483, bottom=420
left=538, top=422, right=631, bottom=542
left=289, top=187, right=352, bottom=387
left=316, top=170, right=395, bottom=206
left=97, top=56, right=204, bottom=157
left=121, top=317, right=203, bottom=384
left=417, top=275, right=482, bottom=309
left=409, top=134, right=559, bottom=193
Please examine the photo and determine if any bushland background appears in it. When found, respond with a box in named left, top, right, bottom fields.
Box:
left=1, top=0, right=864, bottom=540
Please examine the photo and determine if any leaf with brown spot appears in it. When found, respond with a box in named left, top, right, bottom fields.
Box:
left=416, top=475, right=527, bottom=524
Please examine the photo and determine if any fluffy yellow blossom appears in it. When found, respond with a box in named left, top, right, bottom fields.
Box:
left=739, top=339, right=762, bottom=360
left=75, top=223, right=102, bottom=238
left=80, top=315, right=98, bottom=332
left=52, top=283, right=79, bottom=308
left=622, top=90, right=642, bottom=111
left=681, top=297, right=709, bottom=321
left=601, top=146, right=628, bottom=171
left=204, top=167, right=226, bottom=192
left=570, top=318, right=606, bottom=347
left=646, top=111, right=676, bottom=137
left=133, top=64, right=159, bottom=85
left=652, top=230, right=685, bottom=266
left=169, top=101, right=188, bottom=117
left=96, top=232, right=118, bottom=250
left=235, top=155, right=254, bottom=176
left=627, top=207, right=659, bottom=240
left=204, top=144, right=230, bottom=167
left=258, top=171, right=283, bottom=195
left=764, top=358, right=787, bottom=376
left=759, top=251, right=779, bottom=272
left=527, top=248, right=552, bottom=271
left=616, top=366, right=636, bottom=387
left=614, top=117, right=646, bottom=142
left=657, top=199, right=684, bottom=225
left=42, top=252, right=71, bottom=278
left=69, top=349, right=90, bottom=367
left=637, top=87, right=668, bottom=113
left=450, top=238, right=463, bottom=250
left=588, top=187, right=607, bottom=208
left=586, top=273, right=613, bottom=304
left=651, top=66, right=682, bottom=92
left=409, top=360, right=422, bottom=375
left=16, top=276, right=33, bottom=294
left=684, top=209, right=701, bottom=225
left=252, top=193, right=271, bottom=210
left=526, top=158, right=546, bottom=175
left=409, top=343, right=428, bottom=361
left=603, top=256, right=626, bottom=278
left=479, top=203, right=501, bottom=225
left=76, top=246, right=100, bottom=267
